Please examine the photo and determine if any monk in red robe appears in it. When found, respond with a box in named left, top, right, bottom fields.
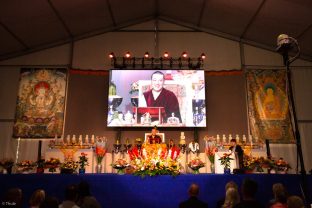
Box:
left=147, top=128, right=162, bottom=144
left=143, top=71, right=181, bottom=123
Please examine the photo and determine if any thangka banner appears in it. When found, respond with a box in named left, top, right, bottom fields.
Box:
left=13, top=68, right=67, bottom=138
left=246, top=69, right=294, bottom=143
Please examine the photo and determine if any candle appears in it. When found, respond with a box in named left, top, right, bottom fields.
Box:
left=222, top=134, right=226, bottom=143
left=216, top=134, right=220, bottom=143
left=72, top=135, right=76, bottom=144
left=79, top=135, right=83, bottom=145
left=85, top=135, right=89, bottom=144
left=66, top=135, right=70, bottom=144
left=91, top=135, right=95, bottom=144
left=236, top=134, right=239, bottom=143
left=243, top=135, right=247, bottom=142
left=126, top=138, right=129, bottom=145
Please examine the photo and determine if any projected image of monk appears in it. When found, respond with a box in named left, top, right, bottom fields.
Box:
left=143, top=71, right=181, bottom=123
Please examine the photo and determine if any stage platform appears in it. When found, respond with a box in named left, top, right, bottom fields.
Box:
left=1, top=174, right=311, bottom=208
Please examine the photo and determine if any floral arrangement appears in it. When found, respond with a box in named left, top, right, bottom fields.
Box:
left=273, top=157, right=291, bottom=172
left=188, top=157, right=205, bottom=173
left=204, top=136, right=217, bottom=164
left=95, top=136, right=107, bottom=164
left=243, top=155, right=290, bottom=173
left=243, top=155, right=268, bottom=172
left=45, top=157, right=61, bottom=173
left=128, top=144, right=180, bottom=177
left=129, top=81, right=139, bottom=94
left=78, top=152, right=89, bottom=170
left=0, top=158, right=14, bottom=169
left=16, top=160, right=36, bottom=172
left=218, top=153, right=233, bottom=169
left=60, top=160, right=78, bottom=171
left=112, top=158, right=130, bottom=174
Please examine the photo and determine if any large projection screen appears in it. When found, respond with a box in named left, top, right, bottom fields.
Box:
left=107, top=70, right=206, bottom=127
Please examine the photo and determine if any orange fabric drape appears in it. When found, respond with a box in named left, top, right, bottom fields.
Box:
left=205, top=70, right=243, bottom=76
left=69, top=69, right=109, bottom=76
left=70, top=68, right=243, bottom=76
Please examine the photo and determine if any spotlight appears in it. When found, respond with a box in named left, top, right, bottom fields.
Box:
left=182, top=52, right=188, bottom=58
left=200, top=53, right=206, bottom=59
left=163, top=52, right=169, bottom=58
left=109, top=52, right=115, bottom=59
left=125, top=51, right=131, bottom=58
left=144, top=52, right=149, bottom=58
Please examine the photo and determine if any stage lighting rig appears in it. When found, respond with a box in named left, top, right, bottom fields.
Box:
left=109, top=52, right=205, bottom=70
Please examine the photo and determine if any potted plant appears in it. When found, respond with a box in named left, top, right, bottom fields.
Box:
left=218, top=153, right=233, bottom=174
left=78, top=152, right=89, bottom=174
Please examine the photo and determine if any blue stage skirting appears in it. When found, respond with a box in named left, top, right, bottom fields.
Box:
left=0, top=174, right=311, bottom=208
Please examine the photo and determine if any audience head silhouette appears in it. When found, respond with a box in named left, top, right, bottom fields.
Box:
left=241, top=178, right=258, bottom=199
left=287, top=195, right=304, bottom=208
left=78, top=181, right=91, bottom=197
left=65, top=184, right=78, bottom=201
left=29, top=189, right=45, bottom=207
left=40, top=196, right=59, bottom=208
left=3, top=188, right=23, bottom=208
left=272, top=183, right=288, bottom=204
left=225, top=181, right=238, bottom=191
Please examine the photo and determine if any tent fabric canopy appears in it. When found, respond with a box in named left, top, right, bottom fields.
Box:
left=0, top=0, right=312, bottom=61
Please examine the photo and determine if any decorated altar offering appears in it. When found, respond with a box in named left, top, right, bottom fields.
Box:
left=16, top=160, right=36, bottom=173
left=45, top=157, right=61, bottom=173
left=0, top=158, right=14, bottom=174
left=273, top=157, right=291, bottom=174
left=127, top=143, right=181, bottom=177
left=112, top=158, right=130, bottom=174
left=188, top=157, right=205, bottom=174
left=244, top=155, right=265, bottom=173
left=60, top=160, right=78, bottom=174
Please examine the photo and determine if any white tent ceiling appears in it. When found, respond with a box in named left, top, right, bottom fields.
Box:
left=0, top=0, right=312, bottom=61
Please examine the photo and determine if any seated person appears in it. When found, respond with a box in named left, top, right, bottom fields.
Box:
left=147, top=128, right=162, bottom=144
left=143, top=71, right=182, bottom=123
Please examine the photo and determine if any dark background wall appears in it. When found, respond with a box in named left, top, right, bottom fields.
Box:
left=64, top=71, right=248, bottom=151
